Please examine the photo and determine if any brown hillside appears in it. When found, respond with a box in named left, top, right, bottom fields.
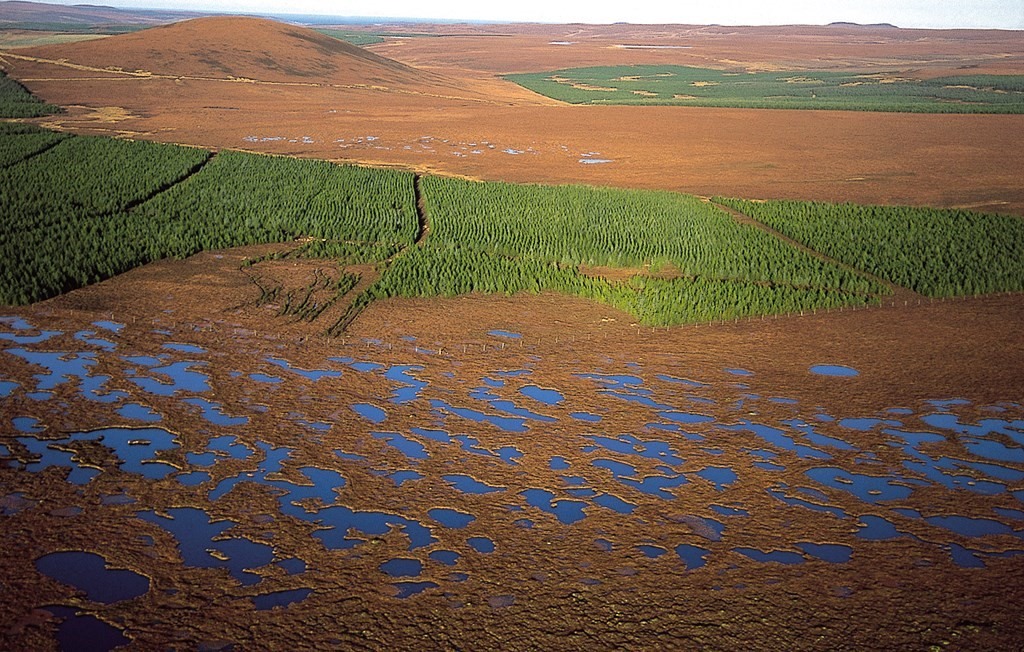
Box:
left=24, top=15, right=452, bottom=88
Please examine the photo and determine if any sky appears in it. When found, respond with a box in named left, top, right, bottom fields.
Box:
left=37, top=0, right=1024, bottom=29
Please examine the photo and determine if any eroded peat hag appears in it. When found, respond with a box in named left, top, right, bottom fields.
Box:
left=1, top=271, right=1023, bottom=649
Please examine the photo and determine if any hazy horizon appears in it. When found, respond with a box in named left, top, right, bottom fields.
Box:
left=13, top=0, right=1024, bottom=29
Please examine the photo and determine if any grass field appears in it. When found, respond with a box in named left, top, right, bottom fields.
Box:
left=316, top=29, right=441, bottom=46
left=506, top=65, right=1024, bottom=113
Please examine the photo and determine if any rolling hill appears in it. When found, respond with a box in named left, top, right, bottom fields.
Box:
left=23, top=15, right=453, bottom=87
left=0, top=0, right=203, bottom=26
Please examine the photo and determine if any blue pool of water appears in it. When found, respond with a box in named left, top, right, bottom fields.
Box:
left=74, top=330, right=117, bottom=352
left=494, top=369, right=532, bottom=378
left=411, top=427, right=450, bottom=444
left=163, top=342, right=206, bottom=354
left=856, top=515, right=908, bottom=540
left=482, top=397, right=557, bottom=423
left=676, top=544, right=710, bottom=570
left=468, top=537, right=495, bottom=553
left=443, top=474, right=505, bottom=494
left=428, top=508, right=476, bottom=529
left=266, top=356, right=342, bottom=381
left=393, top=581, right=438, bottom=599
left=429, top=550, right=460, bottom=566
left=44, top=605, right=128, bottom=652
left=116, top=403, right=162, bottom=423
left=19, top=427, right=179, bottom=482
left=695, top=466, right=739, bottom=491
left=0, top=328, right=61, bottom=344
left=188, top=450, right=216, bottom=464
left=575, top=373, right=643, bottom=390
left=253, top=588, right=313, bottom=610
left=724, top=368, right=754, bottom=377
left=963, top=438, right=1024, bottom=464
left=519, top=384, right=564, bottom=405
left=721, top=421, right=831, bottom=460
left=310, top=507, right=435, bottom=551
left=207, top=435, right=252, bottom=459
left=138, top=507, right=273, bottom=585
left=384, top=365, right=427, bottom=404
left=734, top=547, right=804, bottom=565
left=35, top=551, right=149, bottom=603
left=948, top=543, right=986, bottom=569
left=783, top=419, right=857, bottom=451
left=373, top=431, right=428, bottom=460
left=810, top=364, right=859, bottom=377
left=177, top=471, right=211, bottom=486
left=766, top=484, right=848, bottom=518
left=805, top=467, right=914, bottom=503
left=130, top=360, right=210, bottom=396
left=0, top=379, right=17, bottom=397
left=593, top=493, right=636, bottom=514
left=488, top=330, right=522, bottom=339
left=658, top=411, right=715, bottom=425
left=13, top=416, right=43, bottom=433
left=250, top=373, right=282, bottom=384
left=7, top=349, right=98, bottom=392
left=183, top=398, right=249, bottom=426
left=711, top=505, right=750, bottom=517
left=93, top=320, right=124, bottom=333
left=521, top=488, right=588, bottom=525
left=277, top=558, right=306, bottom=575
left=351, top=403, right=387, bottom=424
left=549, top=456, right=571, bottom=470
left=431, top=399, right=528, bottom=433
left=591, top=458, right=638, bottom=479
left=380, top=558, right=423, bottom=577
left=796, top=542, right=852, bottom=563
left=587, top=434, right=684, bottom=466
left=636, top=545, right=667, bottom=558
left=388, top=470, right=424, bottom=487
left=922, top=513, right=1020, bottom=538
left=838, top=417, right=902, bottom=431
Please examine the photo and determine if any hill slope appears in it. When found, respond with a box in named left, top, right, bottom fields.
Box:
left=25, top=16, right=451, bottom=87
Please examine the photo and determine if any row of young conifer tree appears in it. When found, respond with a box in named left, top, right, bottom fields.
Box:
left=2, top=124, right=1019, bottom=327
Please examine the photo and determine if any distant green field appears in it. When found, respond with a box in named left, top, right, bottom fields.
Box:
left=315, top=29, right=387, bottom=46
left=506, top=65, right=1024, bottom=113
left=0, top=22, right=145, bottom=34
left=316, top=29, right=443, bottom=46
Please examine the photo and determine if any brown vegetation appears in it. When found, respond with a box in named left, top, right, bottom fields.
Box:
left=2, top=17, right=1022, bottom=214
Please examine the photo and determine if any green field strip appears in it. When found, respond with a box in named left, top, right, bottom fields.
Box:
left=505, top=65, right=1024, bottom=114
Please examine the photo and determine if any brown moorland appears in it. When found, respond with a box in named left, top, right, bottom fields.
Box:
left=1, top=249, right=1022, bottom=649
left=3, top=17, right=1023, bottom=213
left=2, top=15, right=1024, bottom=651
